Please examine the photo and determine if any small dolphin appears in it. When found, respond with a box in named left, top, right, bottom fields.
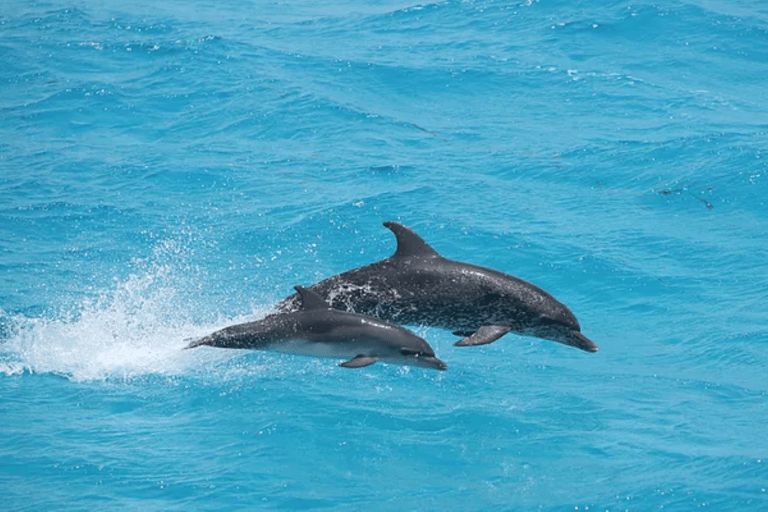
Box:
left=187, top=285, right=447, bottom=371
left=276, top=222, right=597, bottom=353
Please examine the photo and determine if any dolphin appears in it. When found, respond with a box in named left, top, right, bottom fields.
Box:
left=186, top=285, right=447, bottom=371
left=275, top=222, right=597, bottom=353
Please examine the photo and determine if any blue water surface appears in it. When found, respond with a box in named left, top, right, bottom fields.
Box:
left=2, top=0, right=767, bottom=510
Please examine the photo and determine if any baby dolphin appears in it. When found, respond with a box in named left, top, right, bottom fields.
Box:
left=187, top=285, right=447, bottom=371
left=276, top=222, right=597, bottom=353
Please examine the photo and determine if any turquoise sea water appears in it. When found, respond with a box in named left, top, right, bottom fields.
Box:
left=2, top=0, right=767, bottom=509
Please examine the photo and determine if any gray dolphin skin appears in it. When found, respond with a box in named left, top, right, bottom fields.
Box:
left=186, top=285, right=447, bottom=371
left=276, top=222, right=598, bottom=353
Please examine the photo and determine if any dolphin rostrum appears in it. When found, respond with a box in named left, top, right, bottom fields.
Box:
left=275, top=222, right=598, bottom=353
left=187, top=285, right=447, bottom=370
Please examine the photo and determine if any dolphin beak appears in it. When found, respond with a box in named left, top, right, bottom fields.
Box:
left=567, top=331, right=599, bottom=353
left=423, top=356, right=448, bottom=371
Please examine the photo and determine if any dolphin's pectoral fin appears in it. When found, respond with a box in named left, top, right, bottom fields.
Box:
left=340, top=355, right=379, bottom=368
left=454, top=325, right=512, bottom=347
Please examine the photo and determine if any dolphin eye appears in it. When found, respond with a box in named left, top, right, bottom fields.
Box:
left=400, top=348, right=421, bottom=357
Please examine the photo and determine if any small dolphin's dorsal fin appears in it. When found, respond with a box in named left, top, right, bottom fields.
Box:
left=383, top=222, right=440, bottom=259
left=294, top=286, right=331, bottom=310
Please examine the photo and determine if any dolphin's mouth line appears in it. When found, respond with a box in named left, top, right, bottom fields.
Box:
left=506, top=325, right=598, bottom=353
left=568, top=331, right=599, bottom=353
left=423, top=356, right=448, bottom=370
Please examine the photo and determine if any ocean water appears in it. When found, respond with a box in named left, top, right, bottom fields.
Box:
left=2, top=0, right=767, bottom=509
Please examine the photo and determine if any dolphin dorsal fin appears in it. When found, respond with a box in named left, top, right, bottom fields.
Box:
left=294, top=286, right=331, bottom=310
left=383, top=222, right=440, bottom=259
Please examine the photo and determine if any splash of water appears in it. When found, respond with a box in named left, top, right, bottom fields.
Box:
left=0, top=260, right=272, bottom=382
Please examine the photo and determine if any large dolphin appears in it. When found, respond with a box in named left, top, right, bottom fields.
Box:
left=276, top=222, right=597, bottom=353
left=187, top=285, right=447, bottom=371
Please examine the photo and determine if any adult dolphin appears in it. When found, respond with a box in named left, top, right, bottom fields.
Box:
left=276, top=222, right=598, bottom=353
left=187, top=285, right=447, bottom=371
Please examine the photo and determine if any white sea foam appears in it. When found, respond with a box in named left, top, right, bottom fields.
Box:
left=0, top=264, right=271, bottom=382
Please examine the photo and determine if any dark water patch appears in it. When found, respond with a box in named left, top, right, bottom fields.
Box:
left=657, top=186, right=715, bottom=210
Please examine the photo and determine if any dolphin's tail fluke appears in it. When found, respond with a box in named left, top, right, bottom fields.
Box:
left=184, top=336, right=211, bottom=350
